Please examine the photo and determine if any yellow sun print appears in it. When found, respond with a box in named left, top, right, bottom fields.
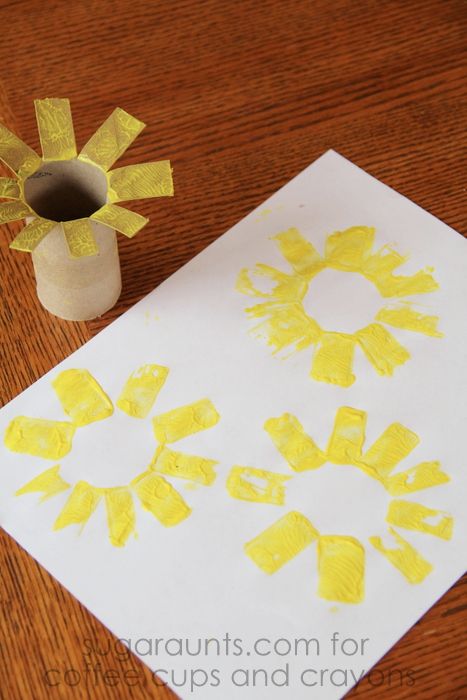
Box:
left=236, top=226, right=442, bottom=386
left=227, top=406, right=452, bottom=604
left=4, top=366, right=220, bottom=547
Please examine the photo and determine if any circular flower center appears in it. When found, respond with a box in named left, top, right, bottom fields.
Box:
left=302, top=269, right=383, bottom=334
left=24, top=159, right=108, bottom=222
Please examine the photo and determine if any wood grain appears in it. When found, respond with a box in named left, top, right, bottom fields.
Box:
left=0, top=1, right=465, bottom=698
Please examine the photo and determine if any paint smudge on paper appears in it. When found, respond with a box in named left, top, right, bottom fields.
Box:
left=4, top=416, right=75, bottom=459
left=117, top=364, right=169, bottom=418
left=132, top=471, right=191, bottom=526
left=227, top=466, right=290, bottom=505
left=386, top=500, right=453, bottom=540
left=15, top=465, right=70, bottom=501
left=152, top=446, right=217, bottom=485
left=237, top=226, right=441, bottom=386
left=317, top=536, right=365, bottom=604
left=52, top=369, right=113, bottom=426
left=369, top=528, right=433, bottom=583
left=152, top=399, right=220, bottom=444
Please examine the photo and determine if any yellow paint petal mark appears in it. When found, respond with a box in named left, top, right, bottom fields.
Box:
left=376, top=306, right=443, bottom=337
left=327, top=407, right=366, bottom=465
left=52, top=369, right=113, bottom=426
left=79, top=107, right=145, bottom=171
left=325, top=226, right=374, bottom=271
left=0, top=200, right=31, bottom=225
left=9, top=217, right=56, bottom=252
left=247, top=301, right=321, bottom=354
left=62, top=219, right=98, bottom=257
left=236, top=264, right=308, bottom=301
left=34, top=98, right=77, bottom=161
left=384, top=461, right=449, bottom=496
left=363, top=248, right=438, bottom=297
left=0, top=122, right=41, bottom=177
left=357, top=323, right=410, bottom=376
left=317, top=535, right=365, bottom=604
left=369, top=528, right=433, bottom=583
left=117, top=364, right=169, bottom=418
left=152, top=399, right=220, bottom=444
left=54, top=481, right=101, bottom=532
left=272, top=227, right=324, bottom=279
left=108, top=161, right=173, bottom=202
left=105, top=488, right=136, bottom=547
left=4, top=416, right=75, bottom=459
left=152, top=446, right=217, bottom=485
left=0, top=176, right=21, bottom=199
left=91, top=203, right=148, bottom=238
left=264, top=413, right=326, bottom=472
left=226, top=466, right=290, bottom=504
left=132, top=472, right=191, bottom=526
left=360, top=423, right=420, bottom=478
left=310, top=332, right=356, bottom=387
left=245, top=511, right=319, bottom=574
left=16, top=465, right=70, bottom=502
left=387, top=500, right=453, bottom=540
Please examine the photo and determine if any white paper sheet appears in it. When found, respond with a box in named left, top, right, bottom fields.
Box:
left=1, top=151, right=466, bottom=699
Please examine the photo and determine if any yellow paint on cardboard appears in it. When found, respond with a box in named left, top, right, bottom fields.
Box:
left=4, top=416, right=75, bottom=459
left=317, top=535, right=365, bottom=603
left=117, top=364, right=169, bottom=418
left=52, top=369, right=113, bottom=426
left=245, top=511, right=319, bottom=574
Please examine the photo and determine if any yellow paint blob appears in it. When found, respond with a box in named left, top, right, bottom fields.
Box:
left=116, top=364, right=169, bottom=418
left=226, top=466, right=290, bottom=505
left=311, top=332, right=356, bottom=387
left=105, top=488, right=136, bottom=547
left=4, top=416, right=75, bottom=459
left=376, top=306, right=443, bottom=337
left=237, top=264, right=308, bottom=301
left=356, top=323, right=410, bottom=376
left=245, top=511, right=319, bottom=574
left=54, top=481, right=101, bottom=532
left=327, top=407, right=366, bottom=465
left=264, top=414, right=325, bottom=471
left=384, top=461, right=449, bottom=496
left=317, top=535, right=365, bottom=604
left=152, top=446, right=217, bottom=485
left=369, top=528, right=433, bottom=583
left=361, top=423, right=419, bottom=478
left=152, top=398, right=220, bottom=444
left=16, top=465, right=70, bottom=501
left=386, top=500, right=453, bottom=540
left=132, top=471, right=191, bottom=526
left=325, top=226, right=374, bottom=271
left=272, top=228, right=324, bottom=279
left=247, top=301, right=321, bottom=354
left=52, top=369, right=113, bottom=426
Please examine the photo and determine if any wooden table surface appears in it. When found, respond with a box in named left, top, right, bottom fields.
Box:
left=0, top=1, right=465, bottom=698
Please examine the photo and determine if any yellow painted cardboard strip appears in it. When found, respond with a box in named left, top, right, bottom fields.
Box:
left=34, top=98, right=77, bottom=161
left=384, top=461, right=449, bottom=496
left=117, top=364, right=169, bottom=418
left=357, top=323, right=410, bottom=375
left=264, top=413, right=326, bottom=471
left=369, top=528, right=433, bottom=583
left=152, top=399, right=220, bottom=444
left=152, top=446, right=217, bottom=485
left=245, top=511, right=319, bottom=574
left=0, top=122, right=41, bottom=177
left=272, top=227, right=324, bottom=279
left=317, top=535, right=365, bottom=603
left=226, top=466, right=290, bottom=504
left=311, top=332, right=356, bottom=387
left=105, top=488, right=136, bottom=547
left=62, top=218, right=99, bottom=257
left=327, top=406, right=366, bottom=465
left=9, top=217, right=56, bottom=252
left=91, top=203, right=148, bottom=238
left=108, top=161, right=173, bottom=202
left=0, top=201, right=31, bottom=225
left=376, top=306, right=443, bottom=337
left=0, top=176, right=21, bottom=199
left=4, top=416, right=75, bottom=459
left=79, top=107, right=145, bottom=171
left=16, top=465, right=70, bottom=502
left=386, top=500, right=453, bottom=540
left=132, top=472, right=191, bottom=526
left=54, top=481, right=101, bottom=532
left=52, top=369, right=114, bottom=426
left=360, top=423, right=419, bottom=478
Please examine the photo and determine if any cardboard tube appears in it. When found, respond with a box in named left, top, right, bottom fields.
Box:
left=25, top=159, right=121, bottom=321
